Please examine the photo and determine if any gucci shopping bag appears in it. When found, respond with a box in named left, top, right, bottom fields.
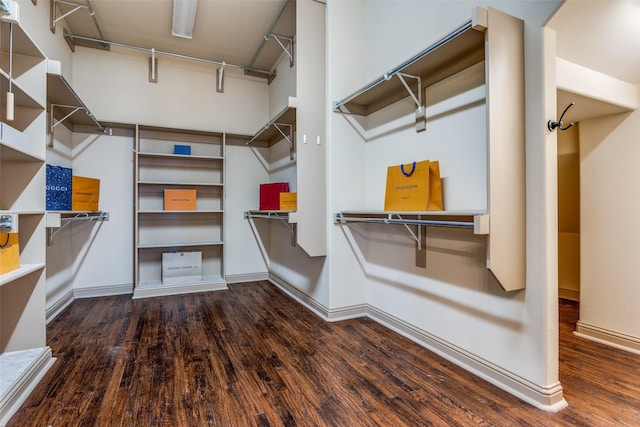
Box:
left=384, top=160, right=443, bottom=211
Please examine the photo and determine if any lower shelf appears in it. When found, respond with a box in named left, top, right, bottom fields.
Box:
left=132, top=276, right=227, bottom=299
left=0, top=347, right=54, bottom=425
left=0, top=264, right=46, bottom=287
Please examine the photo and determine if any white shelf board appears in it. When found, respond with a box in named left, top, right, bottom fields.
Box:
left=339, top=209, right=486, bottom=217
left=138, top=181, right=224, bottom=187
left=138, top=240, right=224, bottom=249
left=137, top=152, right=223, bottom=161
left=138, top=210, right=224, bottom=214
left=132, top=276, right=227, bottom=299
left=0, top=141, right=45, bottom=162
left=0, top=263, right=45, bottom=287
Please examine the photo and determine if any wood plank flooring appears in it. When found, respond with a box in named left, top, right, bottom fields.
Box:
left=8, top=282, right=640, bottom=426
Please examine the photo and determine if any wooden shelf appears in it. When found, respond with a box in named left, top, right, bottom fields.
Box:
left=0, top=263, right=45, bottom=287
left=335, top=211, right=488, bottom=234
left=138, top=210, right=223, bottom=214
left=138, top=240, right=224, bottom=249
left=138, top=181, right=223, bottom=187
left=248, top=104, right=297, bottom=146
left=333, top=19, right=484, bottom=116
left=46, top=59, right=105, bottom=135
left=137, top=152, right=224, bottom=161
left=132, top=276, right=227, bottom=299
left=245, top=210, right=297, bottom=223
left=0, top=140, right=45, bottom=162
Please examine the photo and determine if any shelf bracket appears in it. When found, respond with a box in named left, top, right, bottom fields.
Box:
left=47, top=211, right=109, bottom=246
left=49, top=103, right=108, bottom=147
left=335, top=212, right=479, bottom=268
left=244, top=211, right=296, bottom=247
left=265, top=33, right=294, bottom=67
left=51, top=0, right=109, bottom=49
left=385, top=72, right=425, bottom=132
left=272, top=122, right=295, bottom=160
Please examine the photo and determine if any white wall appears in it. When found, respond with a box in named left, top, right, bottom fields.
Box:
left=557, top=125, right=580, bottom=300
left=45, top=125, right=74, bottom=314
left=326, top=0, right=565, bottom=410
left=579, top=108, right=640, bottom=347
left=18, top=0, right=74, bottom=79
left=72, top=47, right=269, bottom=135
left=70, top=132, right=134, bottom=294
left=224, top=144, right=269, bottom=280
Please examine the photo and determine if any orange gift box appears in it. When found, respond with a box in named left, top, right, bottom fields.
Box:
left=164, top=189, right=197, bottom=210
left=279, top=192, right=297, bottom=211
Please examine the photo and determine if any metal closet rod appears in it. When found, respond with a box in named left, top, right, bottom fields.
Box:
left=64, top=34, right=276, bottom=78
left=334, top=19, right=473, bottom=111
left=335, top=213, right=475, bottom=229
left=248, top=0, right=290, bottom=68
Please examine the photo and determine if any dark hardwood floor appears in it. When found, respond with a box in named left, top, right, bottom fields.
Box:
left=8, top=282, right=640, bottom=426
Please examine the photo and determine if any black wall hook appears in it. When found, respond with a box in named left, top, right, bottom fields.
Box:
left=548, top=102, right=575, bottom=131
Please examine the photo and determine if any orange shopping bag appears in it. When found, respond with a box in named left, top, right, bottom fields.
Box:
left=384, top=160, right=443, bottom=211
left=0, top=233, right=20, bottom=275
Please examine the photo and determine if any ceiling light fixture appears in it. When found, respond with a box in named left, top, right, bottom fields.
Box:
left=172, top=0, right=198, bottom=39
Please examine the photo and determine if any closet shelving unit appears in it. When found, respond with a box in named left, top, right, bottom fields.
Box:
left=46, top=58, right=108, bottom=143
left=44, top=59, right=109, bottom=247
left=0, top=7, right=54, bottom=424
left=133, top=126, right=228, bottom=299
left=333, top=7, right=526, bottom=291
left=245, top=98, right=298, bottom=240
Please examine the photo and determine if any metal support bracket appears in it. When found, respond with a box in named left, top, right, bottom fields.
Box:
left=49, top=103, right=108, bottom=147
left=244, top=211, right=296, bottom=247
left=384, top=71, right=425, bottom=132
left=47, top=211, right=109, bottom=246
left=216, top=62, right=225, bottom=93
left=51, top=0, right=109, bottom=49
left=272, top=122, right=295, bottom=160
left=335, top=212, right=478, bottom=268
left=265, top=33, right=294, bottom=67
left=148, top=48, right=158, bottom=83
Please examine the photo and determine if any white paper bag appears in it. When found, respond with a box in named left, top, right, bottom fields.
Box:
left=162, top=251, right=202, bottom=285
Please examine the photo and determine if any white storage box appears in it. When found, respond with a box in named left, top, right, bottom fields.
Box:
left=162, top=251, right=202, bottom=285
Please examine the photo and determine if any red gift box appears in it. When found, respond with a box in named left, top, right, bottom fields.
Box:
left=260, top=182, right=289, bottom=210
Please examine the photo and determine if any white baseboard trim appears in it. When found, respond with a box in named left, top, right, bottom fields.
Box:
left=0, top=347, right=55, bottom=427
left=267, top=272, right=567, bottom=412
left=226, top=272, right=269, bottom=284
left=575, top=321, right=640, bottom=356
left=46, top=289, right=75, bottom=324
left=268, top=273, right=332, bottom=320
left=366, top=305, right=567, bottom=412
left=74, top=283, right=133, bottom=299
left=132, top=281, right=227, bottom=299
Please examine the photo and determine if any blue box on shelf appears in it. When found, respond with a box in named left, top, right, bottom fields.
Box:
left=174, top=144, right=191, bottom=155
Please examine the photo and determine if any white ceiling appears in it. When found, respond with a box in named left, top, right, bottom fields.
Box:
left=55, top=0, right=296, bottom=75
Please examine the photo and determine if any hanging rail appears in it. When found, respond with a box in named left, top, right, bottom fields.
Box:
left=245, top=210, right=296, bottom=246
left=335, top=211, right=485, bottom=268
left=51, top=0, right=108, bottom=49
left=248, top=0, right=290, bottom=69
left=333, top=19, right=474, bottom=113
left=47, top=211, right=109, bottom=245
left=334, top=212, right=474, bottom=229
left=63, top=33, right=275, bottom=79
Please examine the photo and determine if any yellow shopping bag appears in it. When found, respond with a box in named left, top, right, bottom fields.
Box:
left=72, top=176, right=100, bottom=211
left=384, top=160, right=443, bottom=211
left=0, top=233, right=20, bottom=275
